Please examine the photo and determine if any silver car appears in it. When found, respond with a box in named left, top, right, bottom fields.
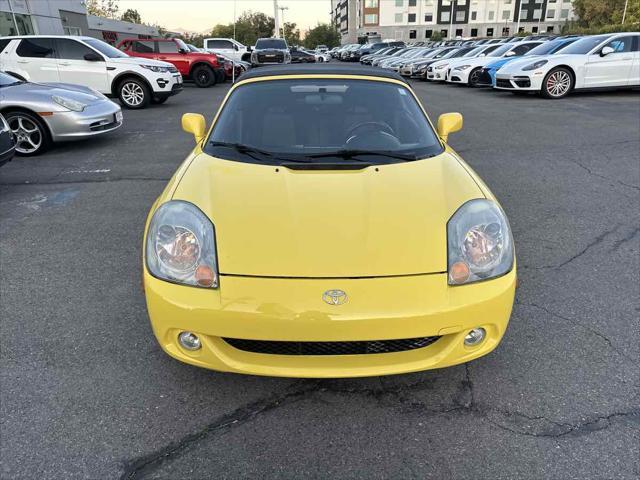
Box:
left=0, top=71, right=122, bottom=156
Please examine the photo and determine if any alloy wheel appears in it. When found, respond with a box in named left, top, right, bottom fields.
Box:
left=546, top=70, right=571, bottom=97
left=469, top=69, right=481, bottom=85
left=197, top=70, right=210, bottom=84
left=9, top=116, right=42, bottom=154
left=121, top=82, right=145, bottom=106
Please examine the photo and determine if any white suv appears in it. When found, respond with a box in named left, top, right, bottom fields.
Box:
left=203, top=38, right=250, bottom=63
left=0, top=35, right=183, bottom=109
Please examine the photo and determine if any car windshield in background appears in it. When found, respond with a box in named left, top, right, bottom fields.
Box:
left=255, top=39, right=287, bottom=49
left=488, top=44, right=513, bottom=57
left=526, top=39, right=576, bottom=56
left=175, top=38, right=189, bottom=51
left=83, top=38, right=128, bottom=58
left=0, top=71, right=22, bottom=86
left=558, top=35, right=612, bottom=54
left=206, top=79, right=443, bottom=165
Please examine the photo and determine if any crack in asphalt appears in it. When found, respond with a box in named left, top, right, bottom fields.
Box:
left=119, top=364, right=637, bottom=479
left=522, top=224, right=622, bottom=270
left=566, top=156, right=640, bottom=192
left=0, top=176, right=170, bottom=186
left=611, top=226, right=640, bottom=251
left=517, top=301, right=635, bottom=364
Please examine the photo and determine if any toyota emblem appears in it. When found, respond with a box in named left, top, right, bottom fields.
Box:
left=323, top=289, right=348, bottom=306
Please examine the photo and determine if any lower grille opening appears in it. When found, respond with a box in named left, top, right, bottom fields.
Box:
left=222, top=336, right=441, bottom=356
left=496, top=79, right=512, bottom=88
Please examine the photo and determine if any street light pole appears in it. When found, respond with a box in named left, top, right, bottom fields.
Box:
left=279, top=6, right=289, bottom=39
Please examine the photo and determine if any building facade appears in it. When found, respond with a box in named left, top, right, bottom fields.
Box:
left=333, top=0, right=577, bottom=44
left=1, top=0, right=158, bottom=44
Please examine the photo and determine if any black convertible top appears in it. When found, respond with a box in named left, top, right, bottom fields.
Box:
left=238, top=64, right=409, bottom=84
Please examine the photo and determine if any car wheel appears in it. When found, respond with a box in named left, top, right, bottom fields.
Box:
left=468, top=68, right=482, bottom=86
left=118, top=78, right=150, bottom=109
left=4, top=110, right=51, bottom=156
left=541, top=67, right=573, bottom=99
left=193, top=65, right=216, bottom=88
left=152, top=96, right=169, bottom=104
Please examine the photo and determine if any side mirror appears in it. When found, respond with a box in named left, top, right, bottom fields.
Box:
left=437, top=112, right=463, bottom=143
left=83, top=52, right=103, bottom=61
left=600, top=46, right=615, bottom=56
left=178, top=48, right=188, bottom=54
left=234, top=44, right=239, bottom=51
left=182, top=113, right=206, bottom=144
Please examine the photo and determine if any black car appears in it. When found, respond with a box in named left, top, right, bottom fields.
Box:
left=0, top=114, right=15, bottom=167
left=352, top=41, right=405, bottom=61
left=290, top=48, right=316, bottom=63
left=250, top=38, right=291, bottom=67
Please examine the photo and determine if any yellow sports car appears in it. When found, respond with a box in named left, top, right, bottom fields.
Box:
left=143, top=65, right=516, bottom=378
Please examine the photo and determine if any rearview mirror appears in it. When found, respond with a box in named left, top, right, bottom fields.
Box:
left=182, top=113, right=206, bottom=144
left=83, top=52, right=102, bottom=61
left=437, top=112, right=463, bottom=143
left=600, top=46, right=614, bottom=56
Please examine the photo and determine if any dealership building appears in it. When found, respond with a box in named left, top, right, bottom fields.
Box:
left=0, top=0, right=158, bottom=44
left=332, top=0, right=577, bottom=44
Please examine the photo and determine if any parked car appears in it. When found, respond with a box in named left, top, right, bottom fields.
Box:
left=316, top=45, right=328, bottom=53
left=0, top=35, right=182, bottom=109
left=215, top=53, right=249, bottom=80
left=290, top=47, right=316, bottom=63
left=352, top=41, right=405, bottom=61
left=360, top=47, right=402, bottom=65
left=203, top=37, right=251, bottom=63
left=477, top=37, right=580, bottom=87
left=426, top=44, right=502, bottom=81
left=117, top=37, right=224, bottom=87
left=404, top=46, right=473, bottom=78
left=145, top=64, right=516, bottom=377
left=0, top=71, right=122, bottom=156
left=495, top=33, right=640, bottom=98
left=447, top=41, right=545, bottom=86
left=0, top=113, right=15, bottom=167
left=250, top=38, right=291, bottom=66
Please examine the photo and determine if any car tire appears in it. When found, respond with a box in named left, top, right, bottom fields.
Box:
left=152, top=96, right=169, bottom=104
left=4, top=110, right=51, bottom=156
left=118, top=78, right=151, bottom=109
left=468, top=68, right=482, bottom=86
left=193, top=65, right=216, bottom=88
left=541, top=67, right=574, bottom=99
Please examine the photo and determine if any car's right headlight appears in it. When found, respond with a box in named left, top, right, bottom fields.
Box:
left=447, top=199, right=514, bottom=285
left=141, top=64, right=171, bottom=73
left=146, top=200, right=219, bottom=288
left=522, top=59, right=548, bottom=71
left=52, top=95, right=86, bottom=112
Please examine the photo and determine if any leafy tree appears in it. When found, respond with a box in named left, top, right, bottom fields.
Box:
left=121, top=8, right=142, bottom=24
left=86, top=0, right=119, bottom=19
left=302, top=23, right=340, bottom=49
left=429, top=31, right=443, bottom=42
left=210, top=11, right=275, bottom=46
left=284, top=22, right=301, bottom=46
left=572, top=0, right=639, bottom=27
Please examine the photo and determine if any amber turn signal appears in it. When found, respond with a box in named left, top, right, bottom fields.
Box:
left=195, top=265, right=216, bottom=287
left=449, top=261, right=470, bottom=284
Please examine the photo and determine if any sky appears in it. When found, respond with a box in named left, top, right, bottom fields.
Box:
left=118, top=0, right=333, bottom=34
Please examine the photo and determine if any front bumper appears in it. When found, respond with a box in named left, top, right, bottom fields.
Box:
left=475, top=68, right=495, bottom=87
left=45, top=100, right=122, bottom=141
left=426, top=67, right=447, bottom=81
left=494, top=73, right=542, bottom=91
left=447, top=68, right=471, bottom=84
left=144, top=269, right=516, bottom=378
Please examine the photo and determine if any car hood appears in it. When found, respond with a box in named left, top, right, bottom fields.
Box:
left=172, top=151, right=484, bottom=278
left=108, top=56, right=173, bottom=68
left=497, top=54, right=561, bottom=73
left=5, top=81, right=106, bottom=104
left=451, top=56, right=501, bottom=69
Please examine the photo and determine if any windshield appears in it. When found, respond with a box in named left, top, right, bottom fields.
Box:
left=175, top=38, right=189, bottom=51
left=256, top=38, right=288, bottom=49
left=488, top=44, right=513, bottom=57
left=83, top=38, right=128, bottom=58
left=463, top=46, right=484, bottom=57
left=205, top=79, right=443, bottom=164
left=187, top=44, right=200, bottom=52
left=558, top=35, right=611, bottom=55
left=0, top=71, right=23, bottom=86
left=446, top=47, right=470, bottom=58
left=525, top=39, right=576, bottom=56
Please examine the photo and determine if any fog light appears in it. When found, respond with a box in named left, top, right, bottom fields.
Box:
left=464, top=328, right=486, bottom=346
left=178, top=331, right=201, bottom=351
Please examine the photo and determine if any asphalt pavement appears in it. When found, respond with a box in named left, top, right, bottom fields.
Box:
left=1, top=70, right=639, bottom=480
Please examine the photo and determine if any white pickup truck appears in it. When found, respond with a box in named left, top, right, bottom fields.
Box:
left=203, top=38, right=251, bottom=63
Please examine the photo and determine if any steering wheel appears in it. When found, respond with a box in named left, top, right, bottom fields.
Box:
left=345, top=121, right=400, bottom=149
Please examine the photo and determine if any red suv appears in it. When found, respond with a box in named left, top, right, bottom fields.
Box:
left=117, top=38, right=224, bottom=87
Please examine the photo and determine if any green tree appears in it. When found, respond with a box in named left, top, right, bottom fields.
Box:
left=302, top=23, right=340, bottom=49
left=429, top=31, right=443, bottom=42
left=86, top=0, right=119, bottom=19
left=572, top=0, right=639, bottom=27
left=284, top=22, right=301, bottom=46
left=210, top=11, right=275, bottom=46
left=121, top=8, right=142, bottom=24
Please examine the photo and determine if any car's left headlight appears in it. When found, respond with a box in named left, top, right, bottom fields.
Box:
left=447, top=199, right=514, bottom=285
left=146, top=200, right=219, bottom=288
left=435, top=64, right=448, bottom=70
left=522, top=60, right=548, bottom=71
left=454, top=64, right=472, bottom=70
left=141, top=64, right=172, bottom=73
left=52, top=95, right=86, bottom=112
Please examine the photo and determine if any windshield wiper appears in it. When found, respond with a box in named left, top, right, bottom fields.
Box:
left=209, top=141, right=313, bottom=163
left=306, top=149, right=418, bottom=161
